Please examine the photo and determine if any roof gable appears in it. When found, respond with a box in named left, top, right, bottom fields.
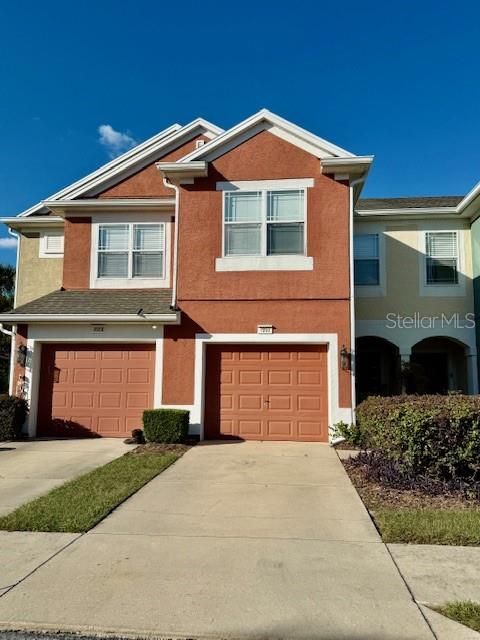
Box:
left=178, top=109, right=356, bottom=164
left=19, top=118, right=223, bottom=217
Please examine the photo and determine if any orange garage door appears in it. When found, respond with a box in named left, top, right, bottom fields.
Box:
left=204, top=345, right=328, bottom=441
left=37, top=344, right=155, bottom=438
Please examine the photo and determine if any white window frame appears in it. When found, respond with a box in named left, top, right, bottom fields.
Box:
left=39, top=230, right=64, bottom=258
left=222, top=188, right=307, bottom=258
left=419, top=228, right=465, bottom=297
left=90, top=214, right=170, bottom=289
left=215, top=179, right=314, bottom=271
left=354, top=233, right=380, bottom=287
left=424, top=231, right=459, bottom=286
left=353, top=225, right=386, bottom=297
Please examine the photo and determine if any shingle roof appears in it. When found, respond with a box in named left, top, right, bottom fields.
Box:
left=9, top=289, right=174, bottom=316
left=357, top=196, right=464, bottom=211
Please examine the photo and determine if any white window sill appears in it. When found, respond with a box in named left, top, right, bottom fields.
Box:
left=420, top=283, right=466, bottom=297
left=355, top=284, right=385, bottom=298
left=92, top=278, right=168, bottom=289
left=215, top=256, right=314, bottom=272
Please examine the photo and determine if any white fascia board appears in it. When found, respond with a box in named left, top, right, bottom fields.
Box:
left=321, top=156, right=374, bottom=174
left=177, top=109, right=357, bottom=164
left=17, top=118, right=223, bottom=218
left=0, top=216, right=64, bottom=229
left=0, top=313, right=180, bottom=324
left=43, top=198, right=176, bottom=215
left=458, top=180, right=480, bottom=218
left=156, top=161, right=208, bottom=181
left=355, top=207, right=459, bottom=217
left=18, top=123, right=181, bottom=218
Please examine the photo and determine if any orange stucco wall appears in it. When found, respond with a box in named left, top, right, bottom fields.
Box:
left=163, top=130, right=352, bottom=410
left=163, top=300, right=352, bottom=408
left=97, top=136, right=208, bottom=198
left=62, top=217, right=92, bottom=289
left=177, top=131, right=350, bottom=300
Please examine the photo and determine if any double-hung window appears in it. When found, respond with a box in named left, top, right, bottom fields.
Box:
left=354, top=234, right=380, bottom=286
left=97, top=223, right=165, bottom=279
left=425, top=231, right=458, bottom=285
left=224, top=189, right=305, bottom=257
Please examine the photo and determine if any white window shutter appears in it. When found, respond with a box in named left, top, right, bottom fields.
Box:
left=42, top=232, right=64, bottom=255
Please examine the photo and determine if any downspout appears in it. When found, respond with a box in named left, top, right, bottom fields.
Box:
left=348, top=177, right=366, bottom=425
left=162, top=177, right=180, bottom=310
left=7, top=228, right=19, bottom=396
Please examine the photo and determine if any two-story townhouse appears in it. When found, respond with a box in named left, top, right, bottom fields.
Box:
left=0, top=110, right=372, bottom=441
left=353, top=191, right=480, bottom=400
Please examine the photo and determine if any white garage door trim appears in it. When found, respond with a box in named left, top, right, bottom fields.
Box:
left=191, top=333, right=351, bottom=441
left=25, top=324, right=164, bottom=437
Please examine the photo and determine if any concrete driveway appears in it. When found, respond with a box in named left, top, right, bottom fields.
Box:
left=0, top=441, right=434, bottom=639
left=0, top=438, right=132, bottom=516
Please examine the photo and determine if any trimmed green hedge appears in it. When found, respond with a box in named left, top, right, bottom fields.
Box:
left=143, top=409, right=190, bottom=443
left=0, top=396, right=27, bottom=441
left=356, top=395, right=480, bottom=481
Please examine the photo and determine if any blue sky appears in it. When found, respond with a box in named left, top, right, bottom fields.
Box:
left=1, top=0, right=479, bottom=265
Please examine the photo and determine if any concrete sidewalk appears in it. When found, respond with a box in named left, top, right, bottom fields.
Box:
left=0, top=438, right=133, bottom=516
left=0, top=441, right=434, bottom=639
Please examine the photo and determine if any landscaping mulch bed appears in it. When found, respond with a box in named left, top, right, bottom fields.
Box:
left=131, top=442, right=193, bottom=455
left=343, top=457, right=480, bottom=545
left=332, top=440, right=361, bottom=451
left=345, top=461, right=477, bottom=510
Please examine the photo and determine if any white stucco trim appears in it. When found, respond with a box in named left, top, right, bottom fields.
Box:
left=215, top=256, right=313, bottom=271
left=25, top=324, right=164, bottom=437
left=182, top=333, right=351, bottom=441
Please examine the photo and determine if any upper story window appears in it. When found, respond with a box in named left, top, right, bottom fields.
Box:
left=354, top=234, right=379, bottom=285
left=39, top=231, right=64, bottom=258
left=97, top=223, right=165, bottom=279
left=425, top=231, right=458, bottom=285
left=224, top=189, right=305, bottom=257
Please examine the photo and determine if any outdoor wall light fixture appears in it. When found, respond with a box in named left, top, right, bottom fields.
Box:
left=16, top=344, right=27, bottom=367
left=340, top=345, right=351, bottom=371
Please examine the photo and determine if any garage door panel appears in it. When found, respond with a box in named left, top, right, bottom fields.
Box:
left=38, top=344, right=155, bottom=438
left=238, top=420, right=262, bottom=436
left=126, top=392, right=150, bottom=408
left=297, top=370, right=321, bottom=385
left=72, top=392, right=95, bottom=408
left=267, top=420, right=293, bottom=437
left=239, top=370, right=262, bottom=385
left=238, top=394, right=262, bottom=410
left=205, top=345, right=328, bottom=442
left=268, top=370, right=292, bottom=385
left=100, top=368, right=123, bottom=384
left=269, top=395, right=291, bottom=410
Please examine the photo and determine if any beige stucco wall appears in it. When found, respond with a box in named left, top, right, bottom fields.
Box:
left=354, top=219, right=474, bottom=320
left=16, top=236, right=63, bottom=307
left=354, top=219, right=477, bottom=366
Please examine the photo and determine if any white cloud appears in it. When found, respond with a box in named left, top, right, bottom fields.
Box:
left=98, top=124, right=137, bottom=158
left=0, top=237, right=18, bottom=249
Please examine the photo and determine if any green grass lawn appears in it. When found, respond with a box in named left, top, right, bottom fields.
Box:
left=372, top=508, right=480, bottom=545
left=433, top=601, right=480, bottom=632
left=0, top=452, right=179, bottom=533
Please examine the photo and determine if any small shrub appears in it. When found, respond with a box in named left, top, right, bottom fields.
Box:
left=143, top=409, right=190, bottom=444
left=333, top=421, right=367, bottom=448
left=356, top=394, right=480, bottom=482
left=0, top=396, right=27, bottom=441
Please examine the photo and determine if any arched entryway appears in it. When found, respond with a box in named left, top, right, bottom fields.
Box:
left=355, top=336, right=401, bottom=403
left=409, top=336, right=468, bottom=394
